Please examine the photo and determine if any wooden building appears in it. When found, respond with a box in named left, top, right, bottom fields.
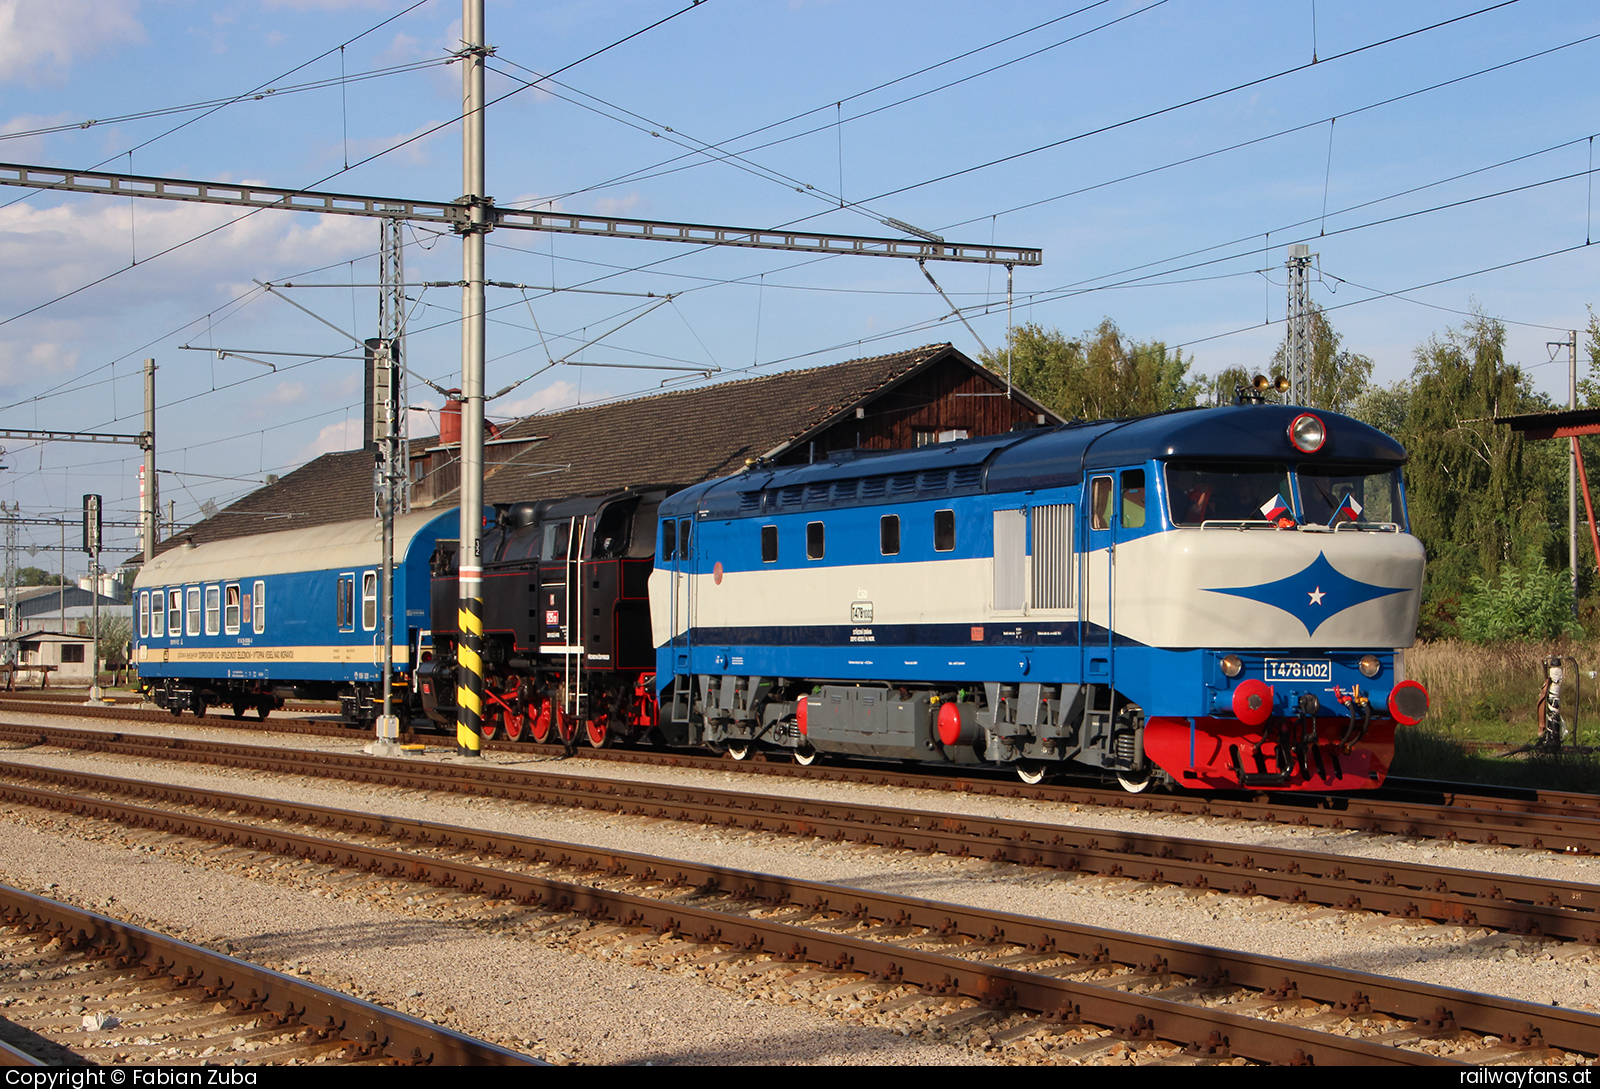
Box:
left=142, top=343, right=1058, bottom=553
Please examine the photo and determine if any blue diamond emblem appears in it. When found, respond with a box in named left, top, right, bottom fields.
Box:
left=1204, top=552, right=1408, bottom=636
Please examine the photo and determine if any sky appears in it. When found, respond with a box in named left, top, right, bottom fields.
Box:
left=1, top=0, right=1598, bottom=573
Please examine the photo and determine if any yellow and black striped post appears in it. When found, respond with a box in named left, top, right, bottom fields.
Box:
left=456, top=595, right=484, bottom=757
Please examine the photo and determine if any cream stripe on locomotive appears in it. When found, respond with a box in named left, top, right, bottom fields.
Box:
left=650, top=554, right=1069, bottom=643
left=649, top=523, right=1422, bottom=651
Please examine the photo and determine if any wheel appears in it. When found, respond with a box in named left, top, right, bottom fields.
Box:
left=555, top=705, right=579, bottom=745
left=502, top=703, right=526, bottom=742
left=530, top=698, right=553, bottom=743
left=231, top=701, right=248, bottom=720
left=724, top=740, right=751, bottom=761
left=256, top=697, right=273, bottom=719
left=480, top=708, right=501, bottom=741
left=793, top=745, right=819, bottom=766
left=585, top=718, right=609, bottom=748
left=1116, top=769, right=1153, bottom=794
left=1016, top=761, right=1047, bottom=785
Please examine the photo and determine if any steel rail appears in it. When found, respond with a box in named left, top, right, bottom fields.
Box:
left=1, top=702, right=1594, bottom=850
left=0, top=883, right=536, bottom=1066
left=0, top=731, right=1596, bottom=942
left=4, top=764, right=1594, bottom=1058
left=0, top=779, right=1488, bottom=1066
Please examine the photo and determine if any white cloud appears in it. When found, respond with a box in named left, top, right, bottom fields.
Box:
left=0, top=339, right=78, bottom=387
left=320, top=121, right=451, bottom=168
left=303, top=416, right=362, bottom=458
left=0, top=196, right=370, bottom=312
left=493, top=379, right=579, bottom=421
left=0, top=0, right=145, bottom=85
left=591, top=193, right=642, bottom=217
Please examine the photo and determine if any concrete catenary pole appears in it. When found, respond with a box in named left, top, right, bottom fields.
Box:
left=455, top=0, right=489, bottom=758
left=142, top=358, right=157, bottom=562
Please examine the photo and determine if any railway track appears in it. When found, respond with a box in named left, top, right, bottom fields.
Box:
left=1, top=698, right=1594, bottom=851
left=0, top=882, right=536, bottom=1066
left=1, top=724, right=1597, bottom=944
left=3, top=767, right=1595, bottom=1066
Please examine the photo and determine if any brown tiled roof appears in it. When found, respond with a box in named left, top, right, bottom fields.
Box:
left=476, top=343, right=956, bottom=502
left=150, top=343, right=1012, bottom=555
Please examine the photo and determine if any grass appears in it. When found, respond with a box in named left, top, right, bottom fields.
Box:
left=1392, top=639, right=1600, bottom=792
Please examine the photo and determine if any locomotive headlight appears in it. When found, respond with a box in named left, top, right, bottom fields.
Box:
left=1358, top=655, right=1381, bottom=678
left=1288, top=413, right=1326, bottom=454
left=1220, top=654, right=1243, bottom=678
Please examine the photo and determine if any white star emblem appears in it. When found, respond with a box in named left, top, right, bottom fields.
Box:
left=1308, top=586, right=1326, bottom=605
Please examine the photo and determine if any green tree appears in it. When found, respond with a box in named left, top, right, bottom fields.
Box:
left=15, top=567, right=66, bottom=586
left=1399, top=312, right=1549, bottom=635
left=1270, top=301, right=1374, bottom=413
left=982, top=319, right=1199, bottom=420
left=1348, top=380, right=1411, bottom=438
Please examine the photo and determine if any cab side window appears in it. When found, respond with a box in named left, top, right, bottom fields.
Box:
left=1090, top=476, right=1113, bottom=531
left=1121, top=469, right=1146, bottom=529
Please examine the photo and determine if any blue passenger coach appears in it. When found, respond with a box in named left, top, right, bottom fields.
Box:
left=134, top=510, right=457, bottom=722
left=649, top=404, right=1428, bottom=792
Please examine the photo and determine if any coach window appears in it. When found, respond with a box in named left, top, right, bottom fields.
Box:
left=204, top=586, right=220, bottom=635
left=1121, top=470, right=1146, bottom=529
left=807, top=521, right=825, bottom=560
left=761, top=525, right=778, bottom=563
left=934, top=509, right=956, bottom=552
left=336, top=575, right=355, bottom=632
left=185, top=587, right=201, bottom=637
left=660, top=519, right=676, bottom=561
left=224, top=584, right=241, bottom=635
left=152, top=591, right=165, bottom=640
left=139, top=592, right=149, bottom=639
left=253, top=580, right=265, bottom=634
left=362, top=571, right=378, bottom=631
left=880, top=514, right=900, bottom=556
left=1090, top=476, right=1113, bottom=531
left=168, top=590, right=182, bottom=637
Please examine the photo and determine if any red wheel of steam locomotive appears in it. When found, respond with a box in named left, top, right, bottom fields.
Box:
left=556, top=704, right=580, bottom=745
left=530, top=697, right=553, bottom=743
left=502, top=702, right=527, bottom=742
left=584, top=718, right=610, bottom=748
left=479, top=703, right=501, bottom=741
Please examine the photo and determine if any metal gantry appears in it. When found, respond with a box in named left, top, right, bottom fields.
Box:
left=0, top=162, right=1041, bottom=267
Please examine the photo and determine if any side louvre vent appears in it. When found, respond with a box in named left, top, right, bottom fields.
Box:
left=1031, top=503, right=1075, bottom=609
left=953, top=466, right=984, bottom=489
left=860, top=477, right=888, bottom=499
left=738, top=492, right=762, bottom=514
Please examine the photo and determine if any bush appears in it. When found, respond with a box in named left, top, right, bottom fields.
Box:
left=1456, top=561, right=1581, bottom=643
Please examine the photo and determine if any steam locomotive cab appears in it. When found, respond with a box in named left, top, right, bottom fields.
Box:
left=419, top=488, right=668, bottom=745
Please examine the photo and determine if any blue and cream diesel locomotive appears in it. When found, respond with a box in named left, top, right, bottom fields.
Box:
left=646, top=403, right=1428, bottom=791
left=135, top=399, right=1429, bottom=792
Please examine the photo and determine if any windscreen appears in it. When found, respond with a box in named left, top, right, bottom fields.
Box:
left=1298, top=465, right=1407, bottom=528
left=1166, top=461, right=1293, bottom=525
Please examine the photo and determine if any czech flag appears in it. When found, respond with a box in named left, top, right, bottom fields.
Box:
left=1331, top=493, right=1364, bottom=523
left=1258, top=493, right=1290, bottom=521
